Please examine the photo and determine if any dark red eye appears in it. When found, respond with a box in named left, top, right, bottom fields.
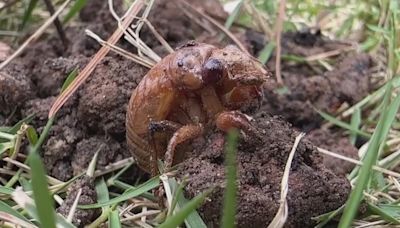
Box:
left=202, top=58, right=223, bottom=85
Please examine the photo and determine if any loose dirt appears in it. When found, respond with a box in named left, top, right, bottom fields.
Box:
left=0, top=0, right=375, bottom=227
left=179, top=113, right=350, bottom=227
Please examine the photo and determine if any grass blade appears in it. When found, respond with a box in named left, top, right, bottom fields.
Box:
left=0, top=200, right=31, bottom=224
left=350, top=108, right=362, bottom=145
left=30, top=152, right=56, bottom=228
left=367, top=202, right=400, bottom=224
left=108, top=210, right=121, bottom=228
left=12, top=188, right=76, bottom=228
left=159, top=189, right=212, bottom=228
left=166, top=178, right=207, bottom=228
left=7, top=114, right=35, bottom=134
left=221, top=129, right=239, bottom=228
left=79, top=176, right=159, bottom=209
left=0, top=185, right=14, bottom=195
left=224, top=0, right=244, bottom=30
left=63, top=0, right=88, bottom=24
left=338, top=84, right=400, bottom=227
left=258, top=42, right=276, bottom=64
left=26, top=125, right=38, bottom=145
left=60, top=68, right=78, bottom=93
left=316, top=109, right=371, bottom=138
left=20, top=0, right=39, bottom=30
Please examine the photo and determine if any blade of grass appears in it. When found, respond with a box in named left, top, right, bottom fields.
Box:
left=0, top=200, right=31, bottom=224
left=338, top=84, right=400, bottom=227
left=168, top=178, right=186, bottom=217
left=219, top=0, right=244, bottom=41
left=0, top=185, right=14, bottom=195
left=0, top=211, right=38, bottom=228
left=20, top=0, right=39, bottom=30
left=317, top=109, right=371, bottom=138
left=63, top=0, right=88, bottom=24
left=26, top=125, right=38, bottom=145
left=109, top=210, right=121, bottom=228
left=12, top=188, right=76, bottom=228
left=258, top=42, right=276, bottom=64
left=30, top=152, right=56, bottom=228
left=367, top=202, right=400, bottom=224
left=7, top=114, right=35, bottom=134
left=221, top=129, right=239, bottom=228
left=350, top=108, right=362, bottom=145
left=167, top=178, right=207, bottom=228
left=79, top=176, right=159, bottom=209
left=60, top=68, right=78, bottom=93
left=159, top=189, right=212, bottom=228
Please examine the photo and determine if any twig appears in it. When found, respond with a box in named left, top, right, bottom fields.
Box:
left=140, top=18, right=174, bottom=53
left=179, top=0, right=249, bottom=54
left=274, top=0, right=286, bottom=86
left=3, top=157, right=64, bottom=185
left=0, top=0, right=72, bottom=70
left=268, top=133, right=305, bottom=228
left=316, top=147, right=400, bottom=178
left=85, top=30, right=154, bottom=68
left=42, top=0, right=68, bottom=48
left=48, top=0, right=145, bottom=118
left=304, top=45, right=356, bottom=62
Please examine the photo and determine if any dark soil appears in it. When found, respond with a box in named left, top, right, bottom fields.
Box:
left=179, top=113, right=351, bottom=228
left=0, top=0, right=375, bottom=227
left=307, top=129, right=359, bottom=176
left=57, top=175, right=99, bottom=227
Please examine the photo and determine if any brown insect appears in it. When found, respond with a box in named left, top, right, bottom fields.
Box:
left=126, top=41, right=270, bottom=175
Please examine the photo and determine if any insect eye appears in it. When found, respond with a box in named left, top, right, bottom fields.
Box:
left=177, top=59, right=184, bottom=67
left=202, top=58, right=224, bottom=85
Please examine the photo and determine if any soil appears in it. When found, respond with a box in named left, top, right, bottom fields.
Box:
left=57, top=175, right=99, bottom=227
left=0, top=0, right=375, bottom=227
left=307, top=129, right=359, bottom=176
left=178, top=113, right=351, bottom=227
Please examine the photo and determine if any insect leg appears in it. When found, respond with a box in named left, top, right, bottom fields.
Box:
left=164, top=124, right=204, bottom=172
left=215, top=110, right=259, bottom=139
left=148, top=120, right=182, bottom=175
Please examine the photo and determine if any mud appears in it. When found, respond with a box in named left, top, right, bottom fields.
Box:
left=0, top=0, right=371, bottom=227
left=179, top=113, right=351, bottom=227
left=57, top=175, right=99, bottom=227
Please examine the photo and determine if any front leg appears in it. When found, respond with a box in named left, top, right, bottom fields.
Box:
left=164, top=124, right=203, bottom=172
left=148, top=120, right=182, bottom=176
left=216, top=110, right=259, bottom=141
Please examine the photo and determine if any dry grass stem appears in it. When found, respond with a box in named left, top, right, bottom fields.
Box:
left=179, top=0, right=249, bottom=54
left=274, top=0, right=286, bottom=85
left=67, top=188, right=82, bottom=222
left=317, top=147, right=400, bottom=178
left=0, top=0, right=72, bottom=70
left=48, top=0, right=145, bottom=118
left=268, top=133, right=305, bottom=228
left=85, top=29, right=154, bottom=68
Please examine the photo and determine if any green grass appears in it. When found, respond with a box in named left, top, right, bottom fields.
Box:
left=221, top=129, right=239, bottom=228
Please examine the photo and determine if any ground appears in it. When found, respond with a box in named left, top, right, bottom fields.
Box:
left=0, top=0, right=376, bottom=227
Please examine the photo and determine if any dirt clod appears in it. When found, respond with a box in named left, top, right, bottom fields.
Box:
left=179, top=113, right=351, bottom=227
left=0, top=62, right=33, bottom=122
left=72, top=136, right=126, bottom=176
left=77, top=57, right=147, bottom=137
left=57, top=175, right=99, bottom=227
left=262, top=53, right=372, bottom=130
left=307, top=129, right=359, bottom=176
